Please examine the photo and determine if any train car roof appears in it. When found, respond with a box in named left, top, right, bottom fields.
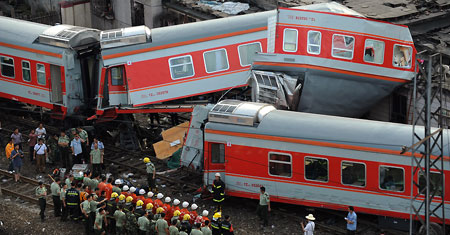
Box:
left=0, top=16, right=65, bottom=54
left=205, top=109, right=449, bottom=156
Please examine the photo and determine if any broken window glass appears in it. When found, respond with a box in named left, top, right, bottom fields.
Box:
left=307, top=31, right=321, bottom=55
left=364, top=39, right=385, bottom=64
left=332, top=34, right=354, bottom=59
left=393, top=45, right=412, bottom=68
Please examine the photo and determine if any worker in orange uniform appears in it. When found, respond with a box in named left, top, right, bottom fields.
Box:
left=153, top=193, right=164, bottom=214
left=5, top=138, right=14, bottom=171
left=98, top=176, right=107, bottom=194
left=201, top=210, right=210, bottom=226
left=169, top=199, right=180, bottom=222
left=179, top=201, right=190, bottom=221
left=162, top=197, right=172, bottom=223
left=129, top=186, right=137, bottom=203
left=104, top=178, right=113, bottom=200
left=121, top=185, right=130, bottom=198
left=137, top=189, right=146, bottom=203
left=144, top=192, right=154, bottom=208
left=189, top=204, right=199, bottom=225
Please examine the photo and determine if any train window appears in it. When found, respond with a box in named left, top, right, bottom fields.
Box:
left=111, top=66, right=124, bottom=86
left=22, top=61, right=31, bottom=82
left=379, top=166, right=404, bottom=192
left=364, top=39, right=385, bottom=64
left=283, top=29, right=298, bottom=52
left=307, top=31, right=321, bottom=55
left=204, top=49, right=229, bottom=73
left=332, top=34, right=355, bottom=59
left=268, top=153, right=292, bottom=178
left=211, top=143, right=225, bottom=164
left=393, top=45, right=412, bottom=68
left=0, top=56, right=15, bottom=78
left=419, top=172, right=443, bottom=197
left=305, top=157, right=328, bottom=182
left=36, top=64, right=46, bottom=85
left=341, top=161, right=366, bottom=187
left=238, top=42, right=262, bottom=66
left=169, top=55, right=195, bottom=79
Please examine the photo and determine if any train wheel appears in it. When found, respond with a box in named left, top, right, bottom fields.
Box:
left=418, top=222, right=444, bottom=235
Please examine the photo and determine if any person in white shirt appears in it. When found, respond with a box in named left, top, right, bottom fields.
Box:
left=301, top=214, right=315, bottom=235
left=34, top=138, right=48, bottom=173
left=35, top=123, right=47, bottom=139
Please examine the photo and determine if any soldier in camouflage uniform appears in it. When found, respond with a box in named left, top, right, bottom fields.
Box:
left=125, top=206, right=139, bottom=235
left=47, top=134, right=59, bottom=164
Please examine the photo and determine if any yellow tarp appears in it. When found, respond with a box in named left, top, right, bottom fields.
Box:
left=153, top=122, right=189, bottom=160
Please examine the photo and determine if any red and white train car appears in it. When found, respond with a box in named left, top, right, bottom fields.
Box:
left=181, top=100, right=450, bottom=227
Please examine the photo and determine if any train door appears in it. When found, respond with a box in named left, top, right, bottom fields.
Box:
left=107, top=65, right=129, bottom=106
left=50, top=65, right=63, bottom=104
left=206, top=142, right=226, bottom=185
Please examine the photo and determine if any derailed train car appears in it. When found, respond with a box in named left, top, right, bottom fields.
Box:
left=181, top=100, right=450, bottom=227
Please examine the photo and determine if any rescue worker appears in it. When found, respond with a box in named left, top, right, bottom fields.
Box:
left=58, top=130, right=71, bottom=169
left=180, top=214, right=191, bottom=234
left=135, top=200, right=146, bottom=217
left=155, top=207, right=165, bottom=220
left=130, top=186, right=138, bottom=203
left=179, top=201, right=190, bottom=221
left=191, top=223, right=203, bottom=235
left=65, top=175, right=74, bottom=190
left=60, top=182, right=68, bottom=222
left=201, top=210, right=210, bottom=227
left=80, top=194, right=92, bottom=235
left=137, top=188, right=146, bottom=203
left=154, top=193, right=164, bottom=214
left=104, top=178, right=113, bottom=200
left=172, top=210, right=181, bottom=227
left=189, top=204, right=199, bottom=225
left=144, top=191, right=154, bottom=208
left=117, top=194, right=126, bottom=208
left=83, top=171, right=93, bottom=193
left=47, top=133, right=59, bottom=164
left=121, top=185, right=130, bottom=198
left=125, top=206, right=139, bottom=235
left=156, top=212, right=169, bottom=235
left=201, top=220, right=212, bottom=235
left=35, top=181, right=47, bottom=222
left=107, top=192, right=119, bottom=234
left=114, top=205, right=126, bottom=234
left=256, top=186, right=270, bottom=227
left=98, top=176, right=107, bottom=194
left=94, top=208, right=106, bottom=235
left=146, top=203, right=154, bottom=219
left=138, top=211, right=151, bottom=235
left=169, top=219, right=180, bottom=235
left=211, top=212, right=221, bottom=235
left=172, top=199, right=181, bottom=213
left=163, top=197, right=172, bottom=223
left=124, top=196, right=134, bottom=213
left=80, top=185, right=89, bottom=202
left=51, top=177, right=62, bottom=217
left=112, top=179, right=122, bottom=194
left=212, top=173, right=225, bottom=212
left=221, top=215, right=234, bottom=235
left=144, top=157, right=156, bottom=192
left=66, top=182, right=81, bottom=221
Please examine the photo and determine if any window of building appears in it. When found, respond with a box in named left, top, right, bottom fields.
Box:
left=22, top=61, right=31, bottom=82
left=419, top=172, right=443, bottom=197
left=332, top=34, right=355, bottom=59
left=341, top=161, right=366, bottom=187
left=238, top=42, right=262, bottom=66
left=169, top=55, right=195, bottom=79
left=36, top=63, right=46, bottom=85
left=393, top=45, right=412, bottom=68
left=1, top=56, right=15, bottom=78
left=380, top=166, right=404, bottom=192
left=110, top=66, right=124, bottom=86
left=268, top=153, right=292, bottom=177
left=211, top=143, right=225, bottom=164
left=204, top=49, right=229, bottom=73
left=305, top=157, right=328, bottom=182
left=364, top=39, right=385, bottom=64
left=283, top=29, right=298, bottom=52
left=307, top=31, right=321, bottom=55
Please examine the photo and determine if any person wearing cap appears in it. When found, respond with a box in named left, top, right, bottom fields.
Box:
left=257, top=186, right=271, bottom=227
left=146, top=203, right=154, bottom=216
left=144, top=157, right=156, bottom=192
left=201, top=210, right=210, bottom=227
left=179, top=201, right=190, bottom=222
left=154, top=193, right=164, bottom=214
left=181, top=214, right=192, bottom=234
left=212, top=173, right=225, bottom=212
left=114, top=204, right=126, bottom=234
left=211, top=212, right=221, bottom=235
left=202, top=220, right=212, bottom=235
left=137, top=189, right=146, bottom=203
left=221, top=215, right=234, bottom=235
left=163, top=197, right=172, bottom=223
left=35, top=181, right=47, bottom=222
left=112, top=179, right=122, bottom=195
left=189, top=204, right=198, bottom=225
left=121, top=185, right=130, bottom=198
left=172, top=210, right=181, bottom=227
left=135, top=200, right=146, bottom=218
left=130, top=186, right=138, bottom=203
left=107, top=192, right=119, bottom=233
left=117, top=194, right=126, bottom=208
left=145, top=192, right=154, bottom=208
left=302, top=214, right=315, bottom=235
left=345, top=206, right=357, bottom=234
left=156, top=212, right=169, bottom=235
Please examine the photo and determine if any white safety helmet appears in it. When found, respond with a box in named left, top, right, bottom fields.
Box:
left=215, top=173, right=221, bottom=177
left=114, top=179, right=122, bottom=185
left=182, top=201, right=189, bottom=208
left=139, top=189, right=146, bottom=195
left=123, top=185, right=129, bottom=191
left=147, top=192, right=154, bottom=198
left=173, top=199, right=180, bottom=206
left=130, top=187, right=136, bottom=193
left=191, top=204, right=198, bottom=210
left=202, top=210, right=209, bottom=217
left=165, top=197, right=171, bottom=203
left=157, top=193, right=164, bottom=199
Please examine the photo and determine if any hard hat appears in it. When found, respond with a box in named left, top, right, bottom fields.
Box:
left=126, top=196, right=133, bottom=203
left=173, top=210, right=181, bottom=217
left=191, top=204, right=198, bottom=210
left=114, top=179, right=122, bottom=185
left=165, top=197, right=171, bottom=203
left=139, top=189, right=146, bottom=195
left=183, top=214, right=191, bottom=221
left=156, top=207, right=165, bottom=214
left=182, top=201, right=189, bottom=208
left=118, top=194, right=125, bottom=201
left=136, top=200, right=144, bottom=207
left=215, top=173, right=221, bottom=177
left=130, top=187, right=136, bottom=193
left=147, top=192, right=154, bottom=198
left=144, top=157, right=150, bottom=163
left=202, top=210, right=209, bottom=217
left=157, top=193, right=164, bottom=199
left=146, top=203, right=153, bottom=210
left=123, top=185, right=129, bottom=191
left=213, top=212, right=221, bottom=219
left=173, top=199, right=180, bottom=206
left=111, top=192, right=119, bottom=198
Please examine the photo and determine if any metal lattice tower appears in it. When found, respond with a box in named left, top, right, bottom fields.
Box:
left=409, top=52, right=446, bottom=235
